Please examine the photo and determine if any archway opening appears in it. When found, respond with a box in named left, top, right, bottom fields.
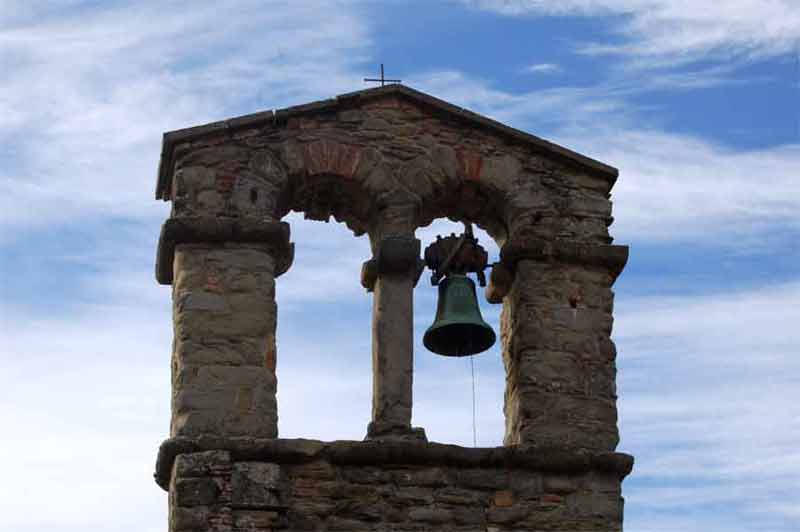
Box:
left=274, top=212, right=373, bottom=441
left=413, top=218, right=505, bottom=447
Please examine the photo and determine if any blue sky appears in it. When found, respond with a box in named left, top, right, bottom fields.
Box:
left=0, top=1, right=798, bottom=531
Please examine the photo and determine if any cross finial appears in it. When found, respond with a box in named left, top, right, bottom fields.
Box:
left=364, top=64, right=401, bottom=87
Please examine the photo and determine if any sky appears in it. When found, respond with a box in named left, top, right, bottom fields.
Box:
left=0, top=1, right=798, bottom=531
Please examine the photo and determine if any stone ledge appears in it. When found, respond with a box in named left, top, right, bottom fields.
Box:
left=500, top=239, right=629, bottom=279
left=156, top=217, right=294, bottom=285
left=155, top=437, right=634, bottom=491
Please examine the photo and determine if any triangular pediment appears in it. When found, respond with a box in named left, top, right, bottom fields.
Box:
left=156, top=84, right=617, bottom=200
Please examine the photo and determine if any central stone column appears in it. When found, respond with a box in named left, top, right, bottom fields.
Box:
left=362, top=201, right=426, bottom=441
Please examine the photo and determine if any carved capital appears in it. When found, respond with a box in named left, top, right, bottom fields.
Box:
left=156, top=217, right=294, bottom=284
left=360, top=236, right=424, bottom=291
left=485, top=262, right=514, bottom=304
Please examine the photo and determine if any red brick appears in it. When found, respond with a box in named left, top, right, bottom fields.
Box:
left=456, top=149, right=483, bottom=181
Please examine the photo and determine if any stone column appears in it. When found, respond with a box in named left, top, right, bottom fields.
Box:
left=499, top=238, right=628, bottom=451
left=156, top=218, right=293, bottom=439
left=361, top=201, right=426, bottom=441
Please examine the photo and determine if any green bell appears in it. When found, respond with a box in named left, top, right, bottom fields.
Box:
left=423, top=274, right=496, bottom=357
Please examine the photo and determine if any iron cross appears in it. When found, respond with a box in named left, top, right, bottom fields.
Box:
left=364, top=64, right=401, bottom=86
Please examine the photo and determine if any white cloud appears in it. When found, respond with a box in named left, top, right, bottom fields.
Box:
left=408, top=69, right=634, bottom=130
left=558, top=128, right=800, bottom=243
left=525, top=62, right=563, bottom=74
left=614, top=281, right=800, bottom=529
left=0, top=1, right=372, bottom=233
left=1, top=3, right=796, bottom=532
left=464, top=0, right=800, bottom=65
left=3, top=238, right=797, bottom=530
left=405, top=70, right=800, bottom=245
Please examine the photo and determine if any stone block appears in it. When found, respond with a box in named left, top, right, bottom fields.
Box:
left=408, top=506, right=453, bottom=524
left=291, top=460, right=336, bottom=481
left=171, top=506, right=208, bottom=530
left=569, top=491, right=623, bottom=520
left=493, top=490, right=514, bottom=507
left=543, top=475, right=578, bottom=494
left=340, top=466, right=390, bottom=485
left=487, top=505, right=527, bottom=524
left=394, top=467, right=448, bottom=487
left=431, top=144, right=458, bottom=180
left=233, top=510, right=281, bottom=528
left=176, top=292, right=228, bottom=312
left=173, top=451, right=231, bottom=478
left=394, top=486, right=434, bottom=504
left=456, top=148, right=483, bottom=181
left=335, top=500, right=384, bottom=521
left=174, top=387, right=238, bottom=412
left=303, top=139, right=362, bottom=178
left=232, top=462, right=284, bottom=509
left=195, top=189, right=225, bottom=213
left=435, top=487, right=481, bottom=505
left=174, top=477, right=219, bottom=507
left=481, top=154, right=521, bottom=191
left=457, top=469, right=507, bottom=490
left=452, top=505, right=485, bottom=524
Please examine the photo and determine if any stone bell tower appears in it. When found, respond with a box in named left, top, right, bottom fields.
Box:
left=153, top=85, right=632, bottom=531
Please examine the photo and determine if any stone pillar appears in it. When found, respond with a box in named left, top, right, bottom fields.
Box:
left=156, top=218, right=293, bottom=439
left=499, top=238, right=628, bottom=451
left=361, top=200, right=426, bottom=441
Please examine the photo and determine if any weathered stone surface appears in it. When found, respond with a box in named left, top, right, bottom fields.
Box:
left=502, top=257, right=622, bottom=451
left=232, top=510, right=281, bottom=528
left=174, top=477, right=219, bottom=507
left=171, top=506, right=208, bottom=530
left=169, top=243, right=280, bottom=439
left=367, top=231, right=423, bottom=442
left=160, top=438, right=630, bottom=531
left=231, top=462, right=284, bottom=509
left=155, top=84, right=631, bottom=531
left=174, top=450, right=231, bottom=478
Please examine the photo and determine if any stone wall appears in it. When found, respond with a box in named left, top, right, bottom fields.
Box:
left=158, top=438, right=632, bottom=532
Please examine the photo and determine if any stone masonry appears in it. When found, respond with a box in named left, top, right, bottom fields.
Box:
left=154, top=84, right=631, bottom=530
left=156, top=438, right=632, bottom=532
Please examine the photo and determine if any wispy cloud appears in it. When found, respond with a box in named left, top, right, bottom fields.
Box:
left=559, top=128, right=800, bottom=243
left=525, top=62, right=563, bottom=74
left=615, top=281, right=800, bottom=530
left=406, top=71, right=800, bottom=244
left=1, top=3, right=796, bottom=532
left=3, top=238, right=796, bottom=530
left=463, top=0, right=800, bottom=66
left=0, top=1, right=372, bottom=233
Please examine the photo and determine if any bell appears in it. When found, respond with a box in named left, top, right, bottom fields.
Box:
left=423, top=274, right=496, bottom=357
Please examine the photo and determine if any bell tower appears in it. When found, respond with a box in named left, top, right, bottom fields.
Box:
left=153, top=84, right=632, bottom=531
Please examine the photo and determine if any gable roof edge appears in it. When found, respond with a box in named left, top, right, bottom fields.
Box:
left=156, top=84, right=618, bottom=199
